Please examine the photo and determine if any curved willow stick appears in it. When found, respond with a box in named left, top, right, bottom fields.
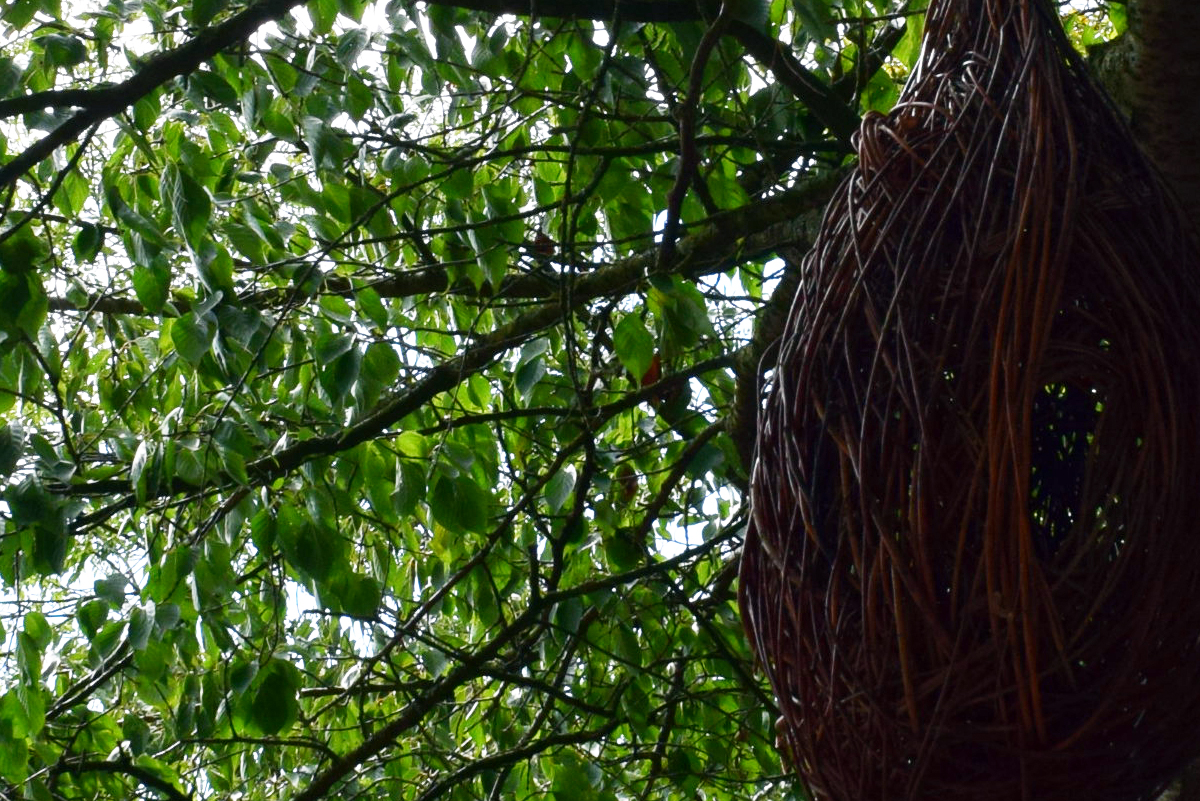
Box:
left=741, top=2, right=1200, bottom=799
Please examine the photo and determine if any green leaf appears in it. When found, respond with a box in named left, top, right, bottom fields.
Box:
left=362, top=340, right=400, bottom=385
left=247, top=659, right=299, bottom=735
left=429, top=474, right=489, bottom=535
left=513, top=356, right=544, bottom=399
left=302, top=116, right=353, bottom=170
left=170, top=312, right=214, bottom=365
left=0, top=226, right=48, bottom=274
left=553, top=597, right=582, bottom=634
left=222, top=221, right=266, bottom=263
left=104, top=183, right=165, bottom=245
left=229, top=659, right=257, bottom=693
left=130, top=439, right=159, bottom=502
left=650, top=277, right=714, bottom=356
left=6, top=478, right=54, bottom=526
left=194, top=240, right=235, bottom=296
left=893, top=13, right=924, bottom=70
left=22, top=611, right=50, bottom=650
left=94, top=575, right=127, bottom=607
left=128, top=605, right=153, bottom=650
left=0, top=271, right=47, bottom=337
left=188, top=70, right=239, bottom=108
left=160, top=163, right=212, bottom=250
left=0, top=706, right=28, bottom=782
left=221, top=447, right=249, bottom=485
left=319, top=343, right=361, bottom=404
left=613, top=315, right=654, bottom=384
left=123, top=714, right=152, bottom=756
left=0, top=57, right=21, bottom=97
left=544, top=468, right=574, bottom=512
left=32, top=524, right=68, bottom=575
left=0, top=422, right=22, bottom=478
left=15, top=677, right=44, bottom=739
left=470, top=566, right=499, bottom=628
left=190, top=0, right=228, bottom=25
left=357, top=287, right=389, bottom=330
left=319, top=570, right=381, bottom=618
left=155, top=603, right=181, bottom=631
left=277, top=506, right=343, bottom=581
left=310, top=0, right=338, bottom=33
left=77, top=600, right=109, bottom=640
left=0, top=0, right=37, bottom=29
left=335, top=27, right=368, bottom=68
left=613, top=623, right=641, bottom=668
left=71, top=222, right=103, bottom=263
left=37, top=33, right=86, bottom=68
left=394, top=460, right=425, bottom=518
left=603, top=528, right=645, bottom=572
left=792, top=0, right=836, bottom=41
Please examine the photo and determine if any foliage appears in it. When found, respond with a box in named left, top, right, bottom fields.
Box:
left=0, top=0, right=1115, bottom=799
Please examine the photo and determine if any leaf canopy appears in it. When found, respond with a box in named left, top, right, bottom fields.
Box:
left=0, top=0, right=1116, bottom=799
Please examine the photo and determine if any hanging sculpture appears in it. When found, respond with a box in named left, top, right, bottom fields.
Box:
left=740, top=1, right=1200, bottom=799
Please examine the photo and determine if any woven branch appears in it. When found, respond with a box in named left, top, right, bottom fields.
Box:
left=740, top=2, right=1200, bottom=799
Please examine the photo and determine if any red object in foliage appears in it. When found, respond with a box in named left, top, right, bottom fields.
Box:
left=531, top=230, right=555, bottom=259
left=639, top=353, right=661, bottom=387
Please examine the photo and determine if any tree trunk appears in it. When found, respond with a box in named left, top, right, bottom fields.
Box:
left=1130, top=0, right=1200, bottom=233
left=1122, top=4, right=1200, bottom=798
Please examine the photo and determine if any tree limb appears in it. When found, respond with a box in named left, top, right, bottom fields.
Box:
left=59, top=172, right=836, bottom=542
left=0, top=0, right=308, bottom=192
left=414, top=724, right=619, bottom=801
left=420, top=0, right=704, bottom=22
left=421, top=0, right=861, bottom=146
left=51, top=757, right=189, bottom=801
left=49, top=173, right=827, bottom=317
left=726, top=20, right=860, bottom=147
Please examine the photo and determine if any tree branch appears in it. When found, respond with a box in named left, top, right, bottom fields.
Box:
left=414, top=724, right=619, bottom=801
left=0, top=87, right=112, bottom=119
left=51, top=757, right=189, bottom=801
left=288, top=600, right=545, bottom=801
left=420, top=0, right=704, bottom=22
left=726, top=20, right=859, bottom=148
left=658, top=5, right=731, bottom=269
left=49, top=172, right=830, bottom=318
left=0, top=0, right=307, bottom=192
left=60, top=172, right=837, bottom=541
left=421, top=0, right=861, bottom=147
left=831, top=15, right=910, bottom=100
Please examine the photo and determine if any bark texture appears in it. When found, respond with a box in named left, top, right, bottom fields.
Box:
left=1131, top=0, right=1200, bottom=233
left=1127, top=4, right=1200, bottom=798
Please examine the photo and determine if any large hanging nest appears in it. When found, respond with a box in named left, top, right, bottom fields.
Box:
left=740, top=1, right=1200, bottom=800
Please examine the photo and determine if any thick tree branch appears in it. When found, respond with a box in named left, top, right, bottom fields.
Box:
left=832, top=15, right=910, bottom=99
left=659, top=5, right=731, bottom=269
left=59, top=172, right=837, bottom=528
left=414, top=724, right=619, bottom=801
left=51, top=757, right=189, bottom=801
left=420, top=0, right=704, bottom=22
left=422, top=0, right=860, bottom=146
left=726, top=20, right=860, bottom=147
left=288, top=598, right=550, bottom=801
left=0, top=0, right=307, bottom=192
left=0, top=88, right=113, bottom=118
left=50, top=172, right=837, bottom=318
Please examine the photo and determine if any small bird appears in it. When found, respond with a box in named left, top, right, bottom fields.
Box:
left=529, top=230, right=555, bottom=262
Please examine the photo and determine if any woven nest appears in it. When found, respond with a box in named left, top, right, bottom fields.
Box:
left=740, top=2, right=1200, bottom=800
